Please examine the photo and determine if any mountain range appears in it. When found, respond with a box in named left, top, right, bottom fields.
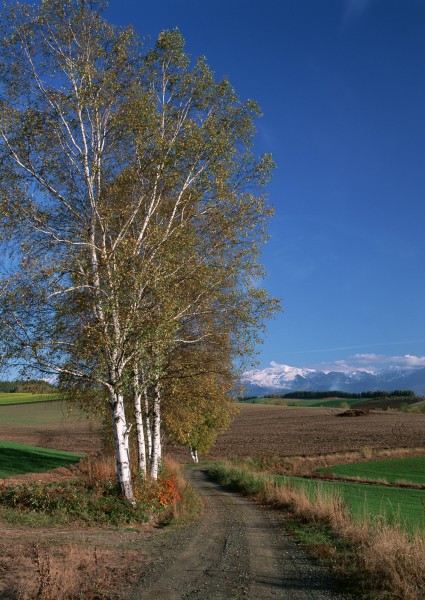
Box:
left=241, top=363, right=425, bottom=396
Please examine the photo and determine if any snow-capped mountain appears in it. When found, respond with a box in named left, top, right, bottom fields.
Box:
left=241, top=363, right=425, bottom=395
left=243, top=362, right=316, bottom=389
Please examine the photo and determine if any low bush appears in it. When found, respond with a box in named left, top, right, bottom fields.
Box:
left=0, top=478, right=151, bottom=526
left=0, top=455, right=187, bottom=527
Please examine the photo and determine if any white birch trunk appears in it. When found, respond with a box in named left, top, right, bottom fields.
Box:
left=150, top=382, right=161, bottom=480
left=143, top=386, right=152, bottom=463
left=189, top=447, right=199, bottom=463
left=111, top=391, right=135, bottom=504
left=133, top=372, right=147, bottom=477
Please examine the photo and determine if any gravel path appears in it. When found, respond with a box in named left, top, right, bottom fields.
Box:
left=129, top=468, right=350, bottom=600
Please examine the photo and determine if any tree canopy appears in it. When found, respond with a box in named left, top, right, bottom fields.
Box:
left=0, top=0, right=279, bottom=500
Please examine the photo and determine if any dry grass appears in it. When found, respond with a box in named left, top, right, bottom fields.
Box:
left=361, top=447, right=373, bottom=460
left=0, top=542, right=141, bottom=599
left=358, top=526, right=425, bottom=600
left=212, top=462, right=425, bottom=600
left=223, top=464, right=425, bottom=600
left=77, top=453, right=117, bottom=487
left=0, top=455, right=200, bottom=599
left=159, top=457, right=202, bottom=525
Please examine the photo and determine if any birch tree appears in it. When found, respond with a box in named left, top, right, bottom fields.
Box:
left=0, top=0, right=278, bottom=499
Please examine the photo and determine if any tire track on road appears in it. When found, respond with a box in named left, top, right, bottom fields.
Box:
left=130, top=468, right=349, bottom=600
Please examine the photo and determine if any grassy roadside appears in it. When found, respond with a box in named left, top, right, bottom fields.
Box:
left=209, top=461, right=425, bottom=600
left=272, top=475, right=425, bottom=534
left=0, top=456, right=201, bottom=599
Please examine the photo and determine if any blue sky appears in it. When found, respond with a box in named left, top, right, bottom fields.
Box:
left=108, top=0, right=425, bottom=373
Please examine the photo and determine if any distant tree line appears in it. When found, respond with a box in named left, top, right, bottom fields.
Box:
left=261, top=390, right=416, bottom=400
left=0, top=380, right=57, bottom=394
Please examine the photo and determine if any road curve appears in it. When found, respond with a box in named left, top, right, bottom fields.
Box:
left=129, top=468, right=350, bottom=600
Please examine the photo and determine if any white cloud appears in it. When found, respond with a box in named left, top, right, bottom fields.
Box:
left=310, top=353, right=425, bottom=374
left=353, top=353, right=380, bottom=360
left=393, top=355, right=425, bottom=368
left=269, top=361, right=281, bottom=368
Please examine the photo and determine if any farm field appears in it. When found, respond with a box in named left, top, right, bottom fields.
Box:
left=273, top=474, right=425, bottom=534
left=318, top=456, right=425, bottom=485
left=240, top=396, right=424, bottom=409
left=0, top=401, right=101, bottom=455
left=240, top=396, right=374, bottom=407
left=205, top=404, right=425, bottom=459
left=0, top=440, right=82, bottom=478
left=2, top=401, right=425, bottom=461
left=0, top=392, right=58, bottom=406
left=206, top=405, right=425, bottom=537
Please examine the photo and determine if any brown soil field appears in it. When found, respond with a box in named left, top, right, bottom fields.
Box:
left=1, top=402, right=425, bottom=461
left=0, top=401, right=101, bottom=455
left=203, top=404, right=425, bottom=460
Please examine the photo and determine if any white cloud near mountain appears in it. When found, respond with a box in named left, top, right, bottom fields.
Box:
left=242, top=354, right=425, bottom=395
left=310, top=353, right=425, bottom=374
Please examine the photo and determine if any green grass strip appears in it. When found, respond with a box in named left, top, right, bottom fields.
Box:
left=275, top=475, right=425, bottom=534
left=0, top=440, right=83, bottom=478
left=0, top=392, right=59, bottom=406
left=317, top=456, right=425, bottom=485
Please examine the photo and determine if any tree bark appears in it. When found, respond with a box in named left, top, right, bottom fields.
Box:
left=144, top=386, right=152, bottom=464
left=150, top=382, right=161, bottom=480
left=111, top=391, right=136, bottom=503
left=189, top=447, right=199, bottom=463
left=133, top=372, right=147, bottom=476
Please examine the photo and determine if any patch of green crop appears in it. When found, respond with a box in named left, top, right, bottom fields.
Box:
left=273, top=397, right=373, bottom=407
left=0, top=400, right=89, bottom=427
left=0, top=392, right=58, bottom=406
left=317, top=456, right=425, bottom=485
left=274, top=475, right=425, bottom=534
left=0, top=440, right=83, bottom=478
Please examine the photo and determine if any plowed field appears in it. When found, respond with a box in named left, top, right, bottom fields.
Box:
left=1, top=402, right=425, bottom=460
left=204, top=404, right=425, bottom=459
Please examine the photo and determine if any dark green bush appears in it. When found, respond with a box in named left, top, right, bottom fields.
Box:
left=0, top=479, right=151, bottom=526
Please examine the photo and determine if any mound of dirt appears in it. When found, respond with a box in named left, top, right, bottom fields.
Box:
left=337, top=409, right=371, bottom=417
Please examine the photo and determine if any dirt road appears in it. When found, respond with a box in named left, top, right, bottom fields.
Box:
left=129, top=469, right=349, bottom=600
